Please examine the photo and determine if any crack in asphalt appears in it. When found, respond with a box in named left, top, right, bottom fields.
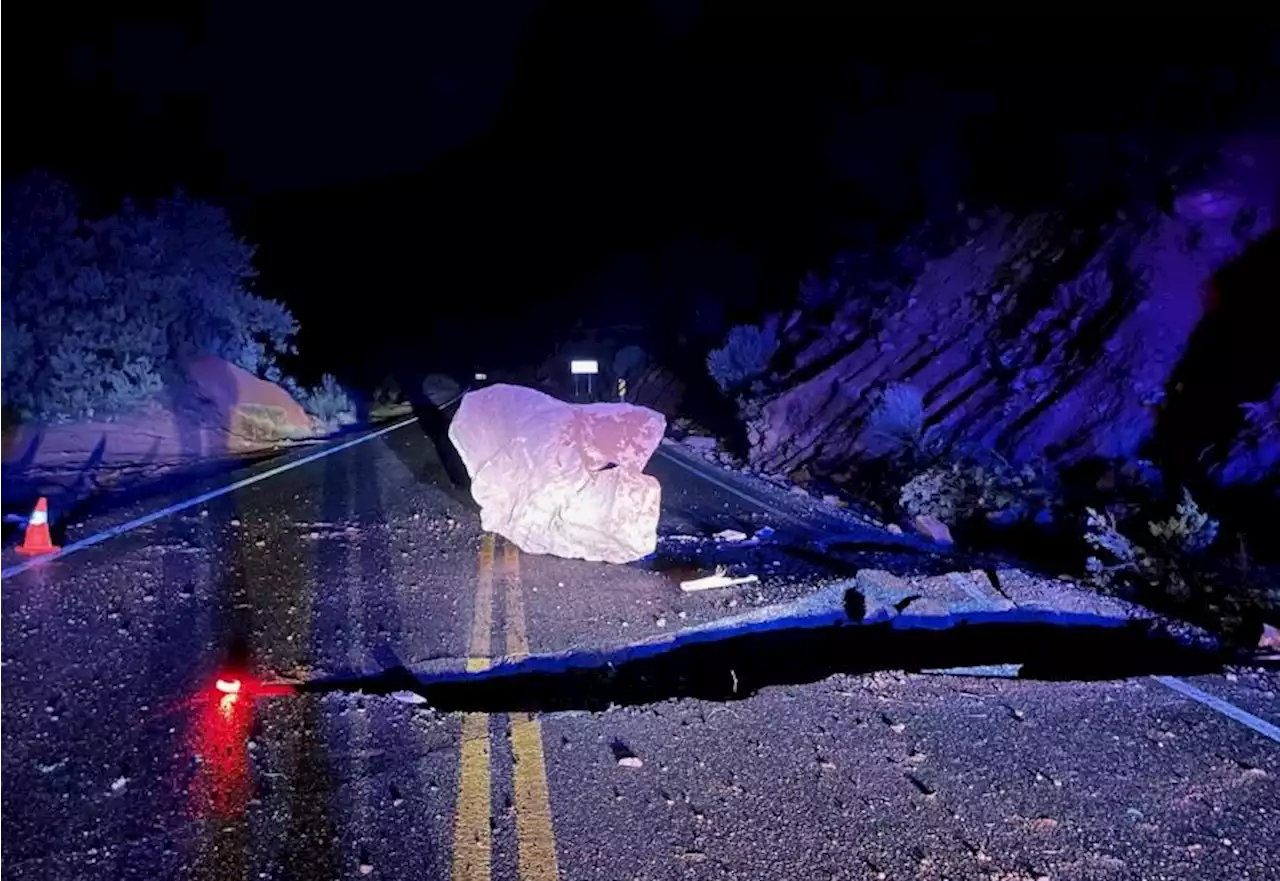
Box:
left=291, top=591, right=1242, bottom=714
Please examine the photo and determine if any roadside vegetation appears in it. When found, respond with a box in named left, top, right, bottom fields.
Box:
left=1, top=173, right=360, bottom=436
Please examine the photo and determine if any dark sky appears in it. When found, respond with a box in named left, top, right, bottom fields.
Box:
left=9, top=4, right=1278, bottom=380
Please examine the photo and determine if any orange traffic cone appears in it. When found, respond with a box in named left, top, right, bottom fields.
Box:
left=16, top=497, right=60, bottom=556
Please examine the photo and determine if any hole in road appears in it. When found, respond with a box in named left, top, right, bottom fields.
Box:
left=609, top=739, right=638, bottom=762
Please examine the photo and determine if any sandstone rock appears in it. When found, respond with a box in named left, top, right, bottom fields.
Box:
left=628, top=364, right=685, bottom=416
left=448, top=384, right=665, bottom=563
left=739, top=135, right=1280, bottom=494
left=913, top=514, right=953, bottom=544
left=1260, top=622, right=1280, bottom=651
left=184, top=356, right=313, bottom=447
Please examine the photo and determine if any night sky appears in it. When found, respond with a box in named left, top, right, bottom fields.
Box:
left=8, top=4, right=1277, bottom=383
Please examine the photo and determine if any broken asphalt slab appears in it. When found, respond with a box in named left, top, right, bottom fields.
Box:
left=291, top=573, right=1246, bottom=714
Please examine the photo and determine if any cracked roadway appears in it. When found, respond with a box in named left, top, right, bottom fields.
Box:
left=2, top=415, right=1277, bottom=881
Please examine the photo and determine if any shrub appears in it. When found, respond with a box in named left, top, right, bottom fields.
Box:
left=1082, top=496, right=1273, bottom=645
left=1083, top=506, right=1143, bottom=592
left=294, top=374, right=358, bottom=434
left=899, top=459, right=1052, bottom=527
left=706, top=324, right=778, bottom=392
left=373, top=375, right=403, bottom=407
left=863, top=383, right=929, bottom=459
left=1083, top=503, right=1219, bottom=608
left=1, top=174, right=297, bottom=422
left=899, top=465, right=966, bottom=524
left=1147, top=489, right=1218, bottom=554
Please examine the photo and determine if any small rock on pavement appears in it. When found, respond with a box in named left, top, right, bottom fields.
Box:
left=913, top=514, right=953, bottom=544
left=391, top=691, right=428, bottom=705
left=618, top=756, right=643, bottom=769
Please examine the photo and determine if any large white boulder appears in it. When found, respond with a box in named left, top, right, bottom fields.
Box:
left=448, top=384, right=666, bottom=563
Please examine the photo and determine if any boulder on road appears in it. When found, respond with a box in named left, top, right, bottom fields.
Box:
left=448, top=384, right=666, bottom=563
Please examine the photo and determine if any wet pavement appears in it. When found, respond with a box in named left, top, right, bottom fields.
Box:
left=2, top=419, right=1277, bottom=880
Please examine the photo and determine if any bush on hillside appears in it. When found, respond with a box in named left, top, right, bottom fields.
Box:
left=373, top=375, right=403, bottom=408
left=292, top=374, right=358, bottom=434
left=898, top=459, right=1055, bottom=528
left=1, top=173, right=297, bottom=422
left=706, top=323, right=778, bottom=392
left=1082, top=492, right=1273, bottom=645
left=863, top=383, right=930, bottom=460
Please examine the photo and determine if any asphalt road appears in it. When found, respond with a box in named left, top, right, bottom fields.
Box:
left=2, top=417, right=1278, bottom=881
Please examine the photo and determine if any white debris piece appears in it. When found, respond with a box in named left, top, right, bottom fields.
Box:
left=713, top=528, right=749, bottom=542
left=390, top=691, right=428, bottom=705
left=680, top=572, right=760, bottom=592
left=617, top=756, right=643, bottom=769
left=682, top=435, right=718, bottom=452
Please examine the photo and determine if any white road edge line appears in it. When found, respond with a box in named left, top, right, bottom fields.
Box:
left=1, top=413, right=428, bottom=582
left=660, top=442, right=1280, bottom=746
left=1152, top=675, right=1280, bottom=744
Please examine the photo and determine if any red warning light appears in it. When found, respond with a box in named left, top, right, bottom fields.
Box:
left=189, top=661, right=296, bottom=820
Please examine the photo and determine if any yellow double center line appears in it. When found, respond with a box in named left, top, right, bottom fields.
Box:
left=452, top=534, right=560, bottom=881
left=452, top=535, right=496, bottom=881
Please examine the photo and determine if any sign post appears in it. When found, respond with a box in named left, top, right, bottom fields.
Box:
left=570, top=359, right=599, bottom=401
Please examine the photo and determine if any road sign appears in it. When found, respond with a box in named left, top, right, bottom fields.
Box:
left=570, top=359, right=599, bottom=375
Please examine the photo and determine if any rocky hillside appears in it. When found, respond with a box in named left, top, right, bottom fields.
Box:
left=736, top=135, right=1280, bottom=507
